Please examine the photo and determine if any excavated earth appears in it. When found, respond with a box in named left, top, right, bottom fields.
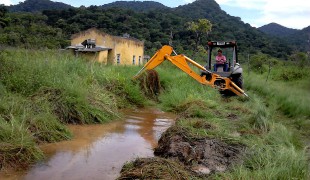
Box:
left=119, top=125, right=244, bottom=179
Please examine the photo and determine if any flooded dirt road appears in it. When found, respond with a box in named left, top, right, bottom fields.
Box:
left=1, top=108, right=175, bottom=180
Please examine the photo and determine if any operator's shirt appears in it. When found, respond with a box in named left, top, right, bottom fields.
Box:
left=216, top=55, right=226, bottom=64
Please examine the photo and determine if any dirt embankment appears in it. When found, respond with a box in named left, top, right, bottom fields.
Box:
left=119, top=126, right=244, bottom=179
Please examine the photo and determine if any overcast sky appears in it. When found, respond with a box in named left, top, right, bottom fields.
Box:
left=3, top=0, right=310, bottom=29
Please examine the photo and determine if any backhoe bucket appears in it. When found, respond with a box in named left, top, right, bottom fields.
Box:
left=133, top=45, right=173, bottom=79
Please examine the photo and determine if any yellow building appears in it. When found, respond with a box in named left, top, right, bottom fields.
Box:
left=68, top=28, right=144, bottom=65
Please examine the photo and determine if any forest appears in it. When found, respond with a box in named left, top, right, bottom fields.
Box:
left=0, top=0, right=304, bottom=59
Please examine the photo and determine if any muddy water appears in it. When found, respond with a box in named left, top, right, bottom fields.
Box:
left=1, top=108, right=175, bottom=180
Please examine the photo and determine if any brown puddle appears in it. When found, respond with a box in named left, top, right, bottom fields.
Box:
left=0, top=108, right=175, bottom=180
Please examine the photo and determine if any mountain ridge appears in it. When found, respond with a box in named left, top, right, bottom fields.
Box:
left=258, top=22, right=299, bottom=37
left=99, top=1, right=168, bottom=11
left=8, top=0, right=73, bottom=12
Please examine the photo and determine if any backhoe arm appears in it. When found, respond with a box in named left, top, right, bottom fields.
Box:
left=133, top=45, right=173, bottom=79
left=133, top=45, right=247, bottom=97
left=134, top=45, right=216, bottom=86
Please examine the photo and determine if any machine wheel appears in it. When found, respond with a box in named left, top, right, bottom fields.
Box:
left=231, top=73, right=243, bottom=89
left=200, top=71, right=212, bottom=81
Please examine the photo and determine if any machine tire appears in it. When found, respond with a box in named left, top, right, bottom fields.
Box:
left=231, top=73, right=243, bottom=89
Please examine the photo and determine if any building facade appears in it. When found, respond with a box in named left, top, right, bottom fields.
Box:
left=69, top=28, right=144, bottom=65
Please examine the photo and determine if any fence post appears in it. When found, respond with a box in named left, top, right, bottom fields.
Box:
left=247, top=53, right=250, bottom=75
left=266, top=60, right=271, bottom=82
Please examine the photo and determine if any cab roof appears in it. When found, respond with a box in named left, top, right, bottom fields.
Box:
left=207, top=41, right=237, bottom=48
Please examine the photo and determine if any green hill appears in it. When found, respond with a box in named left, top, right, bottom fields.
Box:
left=8, top=0, right=73, bottom=12
left=258, top=23, right=298, bottom=37
left=259, top=23, right=310, bottom=52
left=288, top=26, right=310, bottom=52
left=100, top=1, right=168, bottom=12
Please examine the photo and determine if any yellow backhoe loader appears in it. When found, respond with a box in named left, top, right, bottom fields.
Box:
left=133, top=41, right=248, bottom=97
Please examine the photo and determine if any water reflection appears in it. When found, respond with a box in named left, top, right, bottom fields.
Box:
left=4, top=108, right=175, bottom=180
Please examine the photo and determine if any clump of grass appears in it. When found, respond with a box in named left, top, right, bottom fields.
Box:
left=264, top=123, right=303, bottom=149
left=103, top=77, right=146, bottom=108
left=28, top=113, right=72, bottom=143
left=0, top=117, right=43, bottom=170
left=136, top=70, right=161, bottom=100
left=173, top=99, right=218, bottom=118
left=247, top=98, right=273, bottom=133
left=212, top=121, right=309, bottom=179
left=91, top=64, right=147, bottom=107
left=118, top=158, right=194, bottom=180
left=177, top=117, right=240, bottom=143
left=31, top=86, right=119, bottom=124
left=215, top=144, right=309, bottom=180
left=0, top=93, right=72, bottom=143
left=213, top=98, right=309, bottom=179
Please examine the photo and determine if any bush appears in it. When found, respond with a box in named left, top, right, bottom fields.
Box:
left=272, top=66, right=308, bottom=81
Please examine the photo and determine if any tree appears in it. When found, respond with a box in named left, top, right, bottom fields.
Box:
left=0, top=4, right=8, bottom=28
left=186, top=19, right=212, bottom=51
left=290, top=52, right=308, bottom=67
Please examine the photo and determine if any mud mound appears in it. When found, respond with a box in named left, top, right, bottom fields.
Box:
left=137, top=70, right=161, bottom=100
left=118, top=157, right=191, bottom=180
left=154, top=126, right=243, bottom=174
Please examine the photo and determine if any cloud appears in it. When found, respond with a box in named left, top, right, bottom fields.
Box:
left=215, top=0, right=310, bottom=29
left=218, top=0, right=265, bottom=9
left=183, top=0, right=195, bottom=3
left=2, top=0, right=13, bottom=5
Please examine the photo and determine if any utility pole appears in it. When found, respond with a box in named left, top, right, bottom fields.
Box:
left=169, top=30, right=173, bottom=46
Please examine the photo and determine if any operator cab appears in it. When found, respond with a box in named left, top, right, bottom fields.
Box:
left=206, top=41, right=239, bottom=77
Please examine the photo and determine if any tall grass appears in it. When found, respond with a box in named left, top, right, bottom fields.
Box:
left=156, top=61, right=220, bottom=111
left=0, top=49, right=147, bottom=169
left=0, top=94, right=45, bottom=169
left=245, top=74, right=310, bottom=117
left=216, top=145, right=309, bottom=180
left=215, top=120, right=309, bottom=179
left=151, top=61, right=309, bottom=179
left=246, top=97, right=273, bottom=133
left=244, top=71, right=310, bottom=139
left=0, top=49, right=146, bottom=122
left=0, top=93, right=72, bottom=143
left=0, top=116, right=43, bottom=170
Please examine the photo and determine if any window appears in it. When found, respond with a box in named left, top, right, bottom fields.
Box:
left=132, top=55, right=136, bottom=65
left=117, top=54, right=121, bottom=64
left=138, top=56, right=141, bottom=65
